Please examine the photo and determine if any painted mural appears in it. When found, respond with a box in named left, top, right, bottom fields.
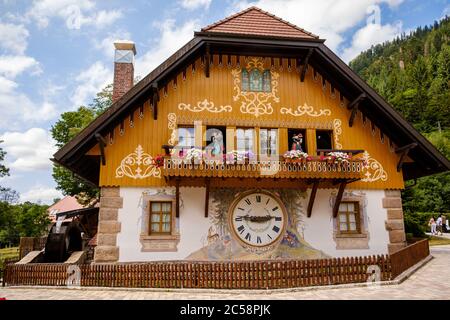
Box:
left=185, top=188, right=328, bottom=260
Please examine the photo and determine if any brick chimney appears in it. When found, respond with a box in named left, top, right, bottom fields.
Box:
left=112, top=40, right=136, bottom=103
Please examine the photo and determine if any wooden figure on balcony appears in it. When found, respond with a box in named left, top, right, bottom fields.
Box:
left=291, top=133, right=304, bottom=152
left=205, top=132, right=224, bottom=158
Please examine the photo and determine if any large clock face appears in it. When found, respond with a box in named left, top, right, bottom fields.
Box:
left=229, top=191, right=287, bottom=248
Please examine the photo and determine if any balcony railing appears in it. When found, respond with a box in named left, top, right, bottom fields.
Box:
left=163, top=157, right=365, bottom=180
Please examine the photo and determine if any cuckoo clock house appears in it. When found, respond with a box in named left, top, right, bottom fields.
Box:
left=53, top=7, right=450, bottom=264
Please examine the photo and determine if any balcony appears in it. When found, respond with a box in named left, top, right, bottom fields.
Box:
left=163, top=157, right=364, bottom=180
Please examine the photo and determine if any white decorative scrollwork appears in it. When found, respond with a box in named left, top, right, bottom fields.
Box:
left=231, top=57, right=280, bottom=118
left=280, top=103, right=331, bottom=117
left=178, top=99, right=232, bottom=113
left=115, top=145, right=161, bottom=179
left=167, top=113, right=177, bottom=146
left=333, top=119, right=343, bottom=149
left=361, top=151, right=388, bottom=182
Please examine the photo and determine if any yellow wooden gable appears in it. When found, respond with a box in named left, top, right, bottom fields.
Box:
left=90, top=55, right=404, bottom=190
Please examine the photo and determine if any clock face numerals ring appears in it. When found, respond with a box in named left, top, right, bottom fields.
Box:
left=229, top=191, right=287, bottom=248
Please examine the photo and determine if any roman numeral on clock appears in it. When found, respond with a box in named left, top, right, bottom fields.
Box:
left=235, top=216, right=243, bottom=221
left=272, top=206, right=279, bottom=212
left=257, top=236, right=262, bottom=244
left=272, top=226, right=280, bottom=233
left=256, top=195, right=261, bottom=203
left=245, top=198, right=251, bottom=205
left=237, top=225, right=245, bottom=234
left=275, top=217, right=282, bottom=221
left=245, top=233, right=251, bottom=241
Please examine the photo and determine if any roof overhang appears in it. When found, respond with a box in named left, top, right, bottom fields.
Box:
left=53, top=32, right=450, bottom=185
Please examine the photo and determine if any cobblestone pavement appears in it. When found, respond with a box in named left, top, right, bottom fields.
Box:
left=1, top=246, right=449, bottom=300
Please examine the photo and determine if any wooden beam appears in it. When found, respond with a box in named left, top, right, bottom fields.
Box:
left=395, top=142, right=418, bottom=154
left=151, top=83, right=159, bottom=120
left=347, top=93, right=366, bottom=110
left=307, top=180, right=319, bottom=218
left=300, top=49, right=313, bottom=82
left=94, top=133, right=106, bottom=166
left=347, top=93, right=366, bottom=127
left=349, top=106, right=358, bottom=128
left=395, top=142, right=418, bottom=172
left=332, top=181, right=347, bottom=218
left=205, top=44, right=210, bottom=78
left=175, top=179, right=180, bottom=218
left=204, top=178, right=210, bottom=218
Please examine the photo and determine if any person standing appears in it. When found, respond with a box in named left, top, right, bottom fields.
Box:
left=441, top=214, right=447, bottom=233
left=429, top=217, right=436, bottom=235
left=436, top=215, right=443, bottom=235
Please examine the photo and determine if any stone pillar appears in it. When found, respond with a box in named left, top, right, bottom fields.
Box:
left=383, top=189, right=407, bottom=254
left=94, top=187, right=122, bottom=263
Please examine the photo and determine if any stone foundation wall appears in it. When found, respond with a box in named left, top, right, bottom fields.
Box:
left=383, top=189, right=407, bottom=254
left=94, top=187, right=122, bottom=263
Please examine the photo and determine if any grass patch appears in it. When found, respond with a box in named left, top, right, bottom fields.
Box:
left=428, top=236, right=450, bottom=246
left=0, top=247, right=19, bottom=270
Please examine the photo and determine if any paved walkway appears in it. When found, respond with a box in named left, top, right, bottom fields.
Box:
left=1, top=246, right=450, bottom=300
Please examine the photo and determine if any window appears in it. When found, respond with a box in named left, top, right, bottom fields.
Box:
left=176, top=126, right=195, bottom=158
left=178, top=127, right=195, bottom=148
left=241, top=69, right=271, bottom=92
left=316, top=130, right=333, bottom=150
left=287, top=129, right=307, bottom=152
left=236, top=128, right=254, bottom=153
left=149, top=201, right=172, bottom=234
left=337, top=202, right=361, bottom=234
left=260, top=128, right=278, bottom=158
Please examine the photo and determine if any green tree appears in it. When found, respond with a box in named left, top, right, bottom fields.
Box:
left=0, top=140, right=9, bottom=178
left=0, top=202, right=49, bottom=247
left=51, top=84, right=113, bottom=202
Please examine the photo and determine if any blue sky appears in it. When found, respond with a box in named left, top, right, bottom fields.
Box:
left=0, top=0, right=448, bottom=204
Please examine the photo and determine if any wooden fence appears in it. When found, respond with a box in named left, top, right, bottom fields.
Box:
left=390, top=239, right=430, bottom=278
left=3, top=240, right=429, bottom=289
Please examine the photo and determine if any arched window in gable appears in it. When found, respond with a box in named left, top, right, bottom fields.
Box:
left=241, top=68, right=271, bottom=92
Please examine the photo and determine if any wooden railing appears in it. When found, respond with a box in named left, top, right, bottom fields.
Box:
left=4, top=241, right=430, bottom=289
left=390, top=239, right=430, bottom=278
left=4, top=255, right=390, bottom=289
left=163, top=158, right=364, bottom=180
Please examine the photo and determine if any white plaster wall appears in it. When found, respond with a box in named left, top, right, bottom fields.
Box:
left=117, top=187, right=210, bottom=262
left=303, top=189, right=390, bottom=257
left=116, top=187, right=390, bottom=262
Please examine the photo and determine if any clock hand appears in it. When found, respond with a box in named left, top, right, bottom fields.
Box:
left=246, top=215, right=276, bottom=223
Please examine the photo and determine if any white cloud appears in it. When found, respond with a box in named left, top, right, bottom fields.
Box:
left=0, top=76, right=18, bottom=93
left=180, top=0, right=212, bottom=10
left=341, top=21, right=402, bottom=63
left=20, top=185, right=63, bottom=205
left=0, top=55, right=41, bottom=78
left=0, top=23, right=30, bottom=54
left=231, top=0, right=404, bottom=52
left=93, top=30, right=132, bottom=59
left=0, top=128, right=57, bottom=172
left=26, top=0, right=122, bottom=30
left=0, top=90, right=58, bottom=130
left=71, top=61, right=112, bottom=107
left=136, top=19, right=200, bottom=78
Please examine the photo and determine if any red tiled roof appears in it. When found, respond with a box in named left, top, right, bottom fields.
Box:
left=201, top=6, right=318, bottom=39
